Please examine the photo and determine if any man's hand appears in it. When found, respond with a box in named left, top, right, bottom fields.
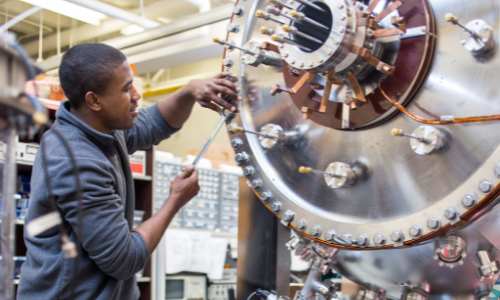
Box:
left=186, top=72, right=241, bottom=114
left=168, top=165, right=200, bottom=211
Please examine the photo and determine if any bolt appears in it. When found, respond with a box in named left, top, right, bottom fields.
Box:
left=271, top=201, right=282, bottom=213
left=367, top=42, right=374, bottom=49
left=284, top=52, right=289, bottom=58
left=367, top=28, right=374, bottom=38
left=223, top=57, right=234, bottom=68
left=233, top=5, right=244, bottom=17
left=327, top=49, right=334, bottom=55
left=339, top=27, right=345, bottom=34
left=291, top=59, right=296, bottom=64
left=261, top=191, right=272, bottom=202
left=234, top=152, right=249, bottom=164
left=409, top=225, right=422, bottom=238
left=244, top=166, right=254, bottom=177
left=340, top=15, right=346, bottom=21
left=297, top=219, right=308, bottom=231
left=338, top=4, right=344, bottom=9
left=299, top=62, right=304, bottom=67
left=308, top=61, right=314, bottom=67
left=231, top=138, right=243, bottom=149
left=428, top=217, right=442, bottom=231
left=374, top=233, right=386, bottom=246
left=462, top=193, right=477, bottom=208
left=252, top=179, right=263, bottom=190
left=444, top=208, right=457, bottom=220
left=357, top=234, right=369, bottom=247
left=325, top=230, right=336, bottom=242
left=478, top=179, right=493, bottom=193
left=310, top=225, right=322, bottom=237
left=226, top=23, right=240, bottom=33
left=319, top=59, right=324, bottom=63
left=283, top=210, right=295, bottom=222
left=391, top=231, right=403, bottom=242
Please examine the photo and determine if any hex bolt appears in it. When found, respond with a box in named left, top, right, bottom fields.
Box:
left=357, top=234, right=369, bottom=247
left=477, top=250, right=492, bottom=265
left=261, top=190, right=272, bottom=202
left=233, top=5, right=244, bottom=17
left=374, top=233, right=387, bottom=246
left=226, top=23, right=240, bottom=33
left=462, top=193, right=477, bottom=208
left=234, top=152, right=249, bottom=165
left=297, top=219, right=308, bottom=231
left=282, top=210, right=295, bottom=222
left=409, top=225, right=423, bottom=238
left=231, top=138, right=243, bottom=149
left=325, top=230, right=336, bottom=242
left=444, top=208, right=457, bottom=220
left=479, top=179, right=494, bottom=193
left=252, top=179, right=263, bottom=190
left=391, top=231, right=403, bottom=242
left=243, top=166, right=255, bottom=177
left=310, top=225, right=322, bottom=237
left=428, top=217, right=442, bottom=231
left=271, top=201, right=282, bottom=213
left=223, top=57, right=234, bottom=68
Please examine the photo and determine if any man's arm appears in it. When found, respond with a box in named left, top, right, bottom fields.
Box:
left=156, top=72, right=241, bottom=129
left=132, top=165, right=199, bottom=253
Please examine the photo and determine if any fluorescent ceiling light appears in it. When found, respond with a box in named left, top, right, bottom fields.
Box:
left=120, top=24, right=145, bottom=36
left=20, top=0, right=107, bottom=26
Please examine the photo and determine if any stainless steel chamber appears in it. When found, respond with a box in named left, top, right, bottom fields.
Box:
left=220, top=0, right=500, bottom=299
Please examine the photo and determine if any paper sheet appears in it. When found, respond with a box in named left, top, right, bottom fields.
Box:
left=165, top=230, right=229, bottom=279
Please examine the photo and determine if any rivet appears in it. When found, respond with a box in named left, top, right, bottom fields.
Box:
left=478, top=179, right=493, bottom=193
left=325, top=230, right=336, bottom=242
left=297, top=219, right=307, bottom=231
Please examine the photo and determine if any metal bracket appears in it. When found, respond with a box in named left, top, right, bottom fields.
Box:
left=350, top=45, right=396, bottom=75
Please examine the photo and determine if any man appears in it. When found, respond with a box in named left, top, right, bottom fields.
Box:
left=17, top=43, right=240, bottom=299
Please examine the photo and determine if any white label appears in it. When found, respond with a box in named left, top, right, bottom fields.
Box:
left=26, top=211, right=62, bottom=237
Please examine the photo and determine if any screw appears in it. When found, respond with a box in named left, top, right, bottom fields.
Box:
left=478, top=179, right=493, bottom=193
left=409, top=225, right=422, bottom=238
left=374, top=233, right=386, bottom=246
left=231, top=138, right=243, bottom=149
left=444, top=208, right=457, bottom=220
left=310, top=225, right=322, bottom=237
left=261, top=191, right=272, bottom=202
left=427, top=217, right=442, bottom=231
left=297, top=219, right=307, bottom=231
left=462, top=193, right=477, bottom=208
left=271, top=202, right=282, bottom=213
left=325, top=230, right=336, bottom=242
left=357, top=234, right=369, bottom=247
left=252, top=179, right=263, bottom=190
left=244, top=166, right=255, bottom=177
left=391, top=231, right=403, bottom=242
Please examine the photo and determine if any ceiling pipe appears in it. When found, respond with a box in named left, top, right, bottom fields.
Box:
left=64, top=0, right=161, bottom=29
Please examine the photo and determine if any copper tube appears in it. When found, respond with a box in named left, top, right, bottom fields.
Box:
left=378, top=80, right=500, bottom=124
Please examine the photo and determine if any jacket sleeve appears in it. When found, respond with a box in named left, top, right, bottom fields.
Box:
left=124, top=102, right=181, bottom=154
left=47, top=153, right=149, bottom=280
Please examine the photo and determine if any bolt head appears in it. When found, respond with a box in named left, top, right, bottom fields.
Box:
left=233, top=5, right=244, bottom=17
left=310, top=225, right=322, bottom=237
left=391, top=231, right=403, bottom=242
left=308, top=61, right=314, bottom=67
left=283, top=210, right=294, bottom=221
left=234, top=152, right=248, bottom=163
left=409, top=225, right=422, bottom=238
left=297, top=219, right=307, bottom=231
left=462, top=193, right=477, bottom=208
left=251, top=179, right=262, bottom=190
left=271, top=202, right=282, bottom=213
left=357, top=234, right=369, bottom=247
left=444, top=208, right=457, bottom=220
left=374, top=233, right=386, bottom=246
left=325, top=230, right=336, bottom=242
left=479, top=179, right=493, bottom=193
left=261, top=191, right=272, bottom=202
left=243, top=166, right=254, bottom=177
left=231, top=138, right=243, bottom=149
left=428, top=217, right=441, bottom=230
left=338, top=4, right=344, bottom=9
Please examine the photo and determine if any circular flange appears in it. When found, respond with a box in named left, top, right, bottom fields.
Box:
left=259, top=123, right=283, bottom=149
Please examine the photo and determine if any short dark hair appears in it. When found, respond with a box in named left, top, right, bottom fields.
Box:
left=59, top=43, right=127, bottom=109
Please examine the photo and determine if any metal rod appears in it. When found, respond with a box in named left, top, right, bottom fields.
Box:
left=37, top=9, right=43, bottom=63
left=271, top=34, right=312, bottom=52
left=289, top=10, right=329, bottom=30
left=282, top=25, right=322, bottom=43
left=57, top=14, right=61, bottom=56
left=294, top=0, right=325, bottom=12
left=267, top=0, right=294, bottom=10
left=0, top=6, right=42, bottom=33
left=193, top=113, right=234, bottom=167
left=1, top=126, right=18, bottom=300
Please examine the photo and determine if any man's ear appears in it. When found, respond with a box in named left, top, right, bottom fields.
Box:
left=85, top=91, right=102, bottom=112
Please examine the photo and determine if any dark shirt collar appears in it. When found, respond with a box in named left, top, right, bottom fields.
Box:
left=55, top=100, right=116, bottom=150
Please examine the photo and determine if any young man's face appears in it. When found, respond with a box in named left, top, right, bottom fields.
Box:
left=98, top=60, right=141, bottom=131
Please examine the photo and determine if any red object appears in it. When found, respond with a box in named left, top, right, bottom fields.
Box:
left=130, top=64, right=136, bottom=76
left=130, top=163, right=144, bottom=174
